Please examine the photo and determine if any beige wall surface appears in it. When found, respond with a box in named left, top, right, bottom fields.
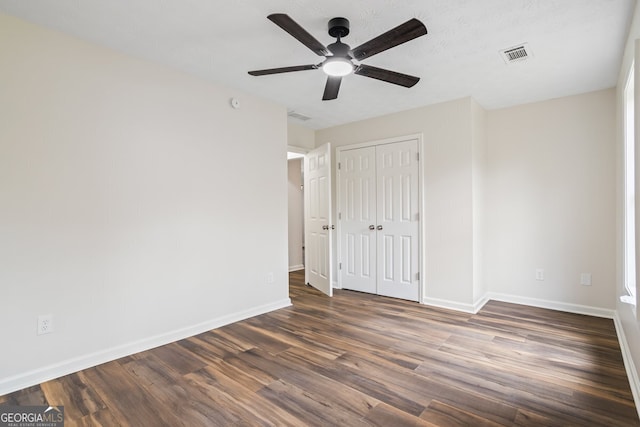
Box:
left=616, top=0, right=640, bottom=401
left=486, top=89, right=616, bottom=309
left=287, top=122, right=315, bottom=151
left=471, top=99, right=488, bottom=303
left=0, top=13, right=289, bottom=393
left=317, top=89, right=616, bottom=315
left=316, top=98, right=480, bottom=307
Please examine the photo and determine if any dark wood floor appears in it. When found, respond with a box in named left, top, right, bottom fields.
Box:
left=2, top=270, right=638, bottom=426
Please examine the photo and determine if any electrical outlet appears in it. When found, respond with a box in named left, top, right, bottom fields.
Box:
left=266, top=272, right=275, bottom=284
left=37, top=315, right=53, bottom=335
left=535, top=269, right=545, bottom=281
left=580, top=273, right=592, bottom=286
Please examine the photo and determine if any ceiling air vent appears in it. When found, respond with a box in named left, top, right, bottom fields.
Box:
left=287, top=111, right=311, bottom=121
left=500, top=43, right=532, bottom=64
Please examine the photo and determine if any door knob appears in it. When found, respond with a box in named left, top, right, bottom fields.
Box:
left=369, top=225, right=375, bottom=230
left=322, top=225, right=329, bottom=230
left=377, top=225, right=383, bottom=230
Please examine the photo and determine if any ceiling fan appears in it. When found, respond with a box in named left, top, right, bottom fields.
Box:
left=248, top=14, right=428, bottom=100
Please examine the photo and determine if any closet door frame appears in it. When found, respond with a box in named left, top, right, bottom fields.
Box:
left=335, top=133, right=424, bottom=302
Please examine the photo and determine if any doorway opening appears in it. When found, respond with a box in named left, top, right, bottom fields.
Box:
left=288, top=150, right=305, bottom=274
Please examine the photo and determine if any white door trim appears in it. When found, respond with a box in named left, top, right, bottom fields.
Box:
left=336, top=133, right=424, bottom=302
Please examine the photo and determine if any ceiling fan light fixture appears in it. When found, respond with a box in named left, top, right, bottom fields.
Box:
left=322, top=57, right=353, bottom=77
left=248, top=14, right=428, bottom=100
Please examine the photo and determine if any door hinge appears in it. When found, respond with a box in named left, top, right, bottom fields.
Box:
left=339, top=262, right=342, bottom=270
left=416, top=272, right=420, bottom=281
left=339, top=212, right=342, bottom=220
left=417, top=152, right=420, bottom=161
left=338, top=162, right=341, bottom=170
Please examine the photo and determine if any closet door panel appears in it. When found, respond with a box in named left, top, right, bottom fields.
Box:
left=340, top=146, right=377, bottom=293
left=376, top=140, right=420, bottom=301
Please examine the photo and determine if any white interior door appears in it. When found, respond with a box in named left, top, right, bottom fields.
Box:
left=376, top=140, right=420, bottom=301
left=304, top=143, right=333, bottom=296
left=340, top=146, right=377, bottom=293
left=338, top=139, right=420, bottom=301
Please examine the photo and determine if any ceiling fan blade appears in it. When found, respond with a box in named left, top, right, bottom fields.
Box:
left=248, top=64, right=318, bottom=76
left=268, top=14, right=330, bottom=57
left=354, top=64, right=419, bottom=88
left=351, top=18, right=427, bottom=61
left=322, top=76, right=342, bottom=100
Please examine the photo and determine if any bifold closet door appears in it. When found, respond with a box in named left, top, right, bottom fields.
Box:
left=339, top=139, right=420, bottom=301
left=375, top=140, right=420, bottom=301
left=340, top=146, right=377, bottom=294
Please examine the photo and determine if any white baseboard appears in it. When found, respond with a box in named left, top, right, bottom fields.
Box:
left=487, top=292, right=615, bottom=318
left=288, top=264, right=304, bottom=272
left=0, top=298, right=292, bottom=396
left=613, top=312, right=640, bottom=419
left=423, top=296, right=486, bottom=314
left=473, top=295, right=491, bottom=313
left=424, top=292, right=615, bottom=318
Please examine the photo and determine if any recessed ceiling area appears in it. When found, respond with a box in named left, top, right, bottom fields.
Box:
left=0, top=0, right=634, bottom=129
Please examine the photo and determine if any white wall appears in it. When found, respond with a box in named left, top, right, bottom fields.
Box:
left=316, top=98, right=482, bottom=309
left=288, top=159, right=304, bottom=270
left=486, top=89, right=616, bottom=312
left=317, top=89, right=616, bottom=317
left=0, top=13, right=290, bottom=394
left=472, top=100, right=488, bottom=303
left=616, top=0, right=640, bottom=401
left=288, top=122, right=315, bottom=151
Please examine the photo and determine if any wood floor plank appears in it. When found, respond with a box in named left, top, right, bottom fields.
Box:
left=40, top=373, right=106, bottom=424
left=1, top=269, right=638, bottom=426
left=210, top=353, right=279, bottom=392
left=275, top=348, right=381, bottom=417
left=123, top=352, right=255, bottom=426
left=0, top=385, right=47, bottom=406
left=365, top=402, right=438, bottom=427
left=221, top=321, right=292, bottom=355
left=420, top=400, right=509, bottom=427
left=256, top=379, right=371, bottom=427
left=149, top=342, right=208, bottom=375
left=512, top=409, right=565, bottom=427
left=416, top=350, right=564, bottom=402
left=270, top=346, right=429, bottom=416
left=175, top=335, right=228, bottom=364
left=81, top=362, right=182, bottom=426
left=229, top=345, right=384, bottom=419
left=185, top=365, right=299, bottom=426
left=244, top=315, right=346, bottom=360
left=414, top=345, right=634, bottom=426
left=70, top=408, right=121, bottom=427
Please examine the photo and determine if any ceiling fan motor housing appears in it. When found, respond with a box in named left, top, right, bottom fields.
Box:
left=328, top=17, right=350, bottom=38
left=328, top=41, right=351, bottom=56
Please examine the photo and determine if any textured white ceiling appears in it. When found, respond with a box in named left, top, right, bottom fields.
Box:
left=0, top=0, right=635, bottom=129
